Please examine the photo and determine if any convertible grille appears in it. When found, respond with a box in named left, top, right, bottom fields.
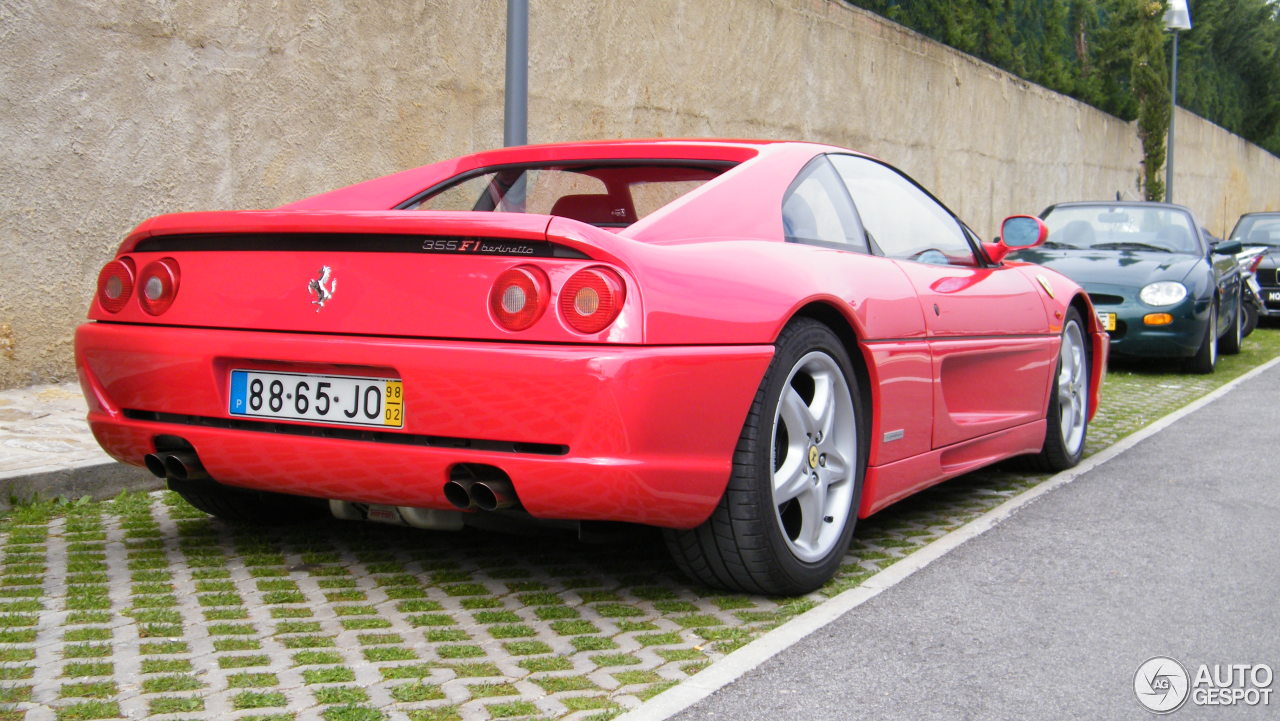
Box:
left=121, top=409, right=568, bottom=456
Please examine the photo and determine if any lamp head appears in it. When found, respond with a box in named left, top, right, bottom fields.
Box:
left=1164, top=0, right=1191, bottom=31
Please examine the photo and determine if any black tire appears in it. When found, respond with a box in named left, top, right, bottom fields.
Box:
left=1185, top=302, right=1218, bottom=374
left=1243, top=300, right=1259, bottom=338
left=1220, top=294, right=1243, bottom=355
left=1026, top=308, right=1090, bottom=472
left=663, top=319, right=866, bottom=595
left=168, top=478, right=328, bottom=524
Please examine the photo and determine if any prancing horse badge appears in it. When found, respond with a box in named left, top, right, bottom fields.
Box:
left=308, top=266, right=335, bottom=311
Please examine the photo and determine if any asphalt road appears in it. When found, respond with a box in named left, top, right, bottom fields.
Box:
left=671, top=363, right=1280, bottom=720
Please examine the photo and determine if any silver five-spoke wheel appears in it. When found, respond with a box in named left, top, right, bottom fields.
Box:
left=771, top=351, right=857, bottom=563
left=663, top=319, right=865, bottom=595
left=1028, top=308, right=1090, bottom=472
left=1056, top=320, right=1088, bottom=458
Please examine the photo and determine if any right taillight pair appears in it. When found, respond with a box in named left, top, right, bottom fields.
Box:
left=490, top=265, right=625, bottom=334
left=96, top=257, right=180, bottom=315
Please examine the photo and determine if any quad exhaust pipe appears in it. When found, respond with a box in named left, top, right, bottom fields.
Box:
left=443, top=473, right=519, bottom=512
left=148, top=447, right=517, bottom=514
left=471, top=478, right=518, bottom=511
left=144, top=450, right=210, bottom=482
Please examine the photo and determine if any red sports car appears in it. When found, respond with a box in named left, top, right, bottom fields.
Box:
left=77, top=140, right=1107, bottom=594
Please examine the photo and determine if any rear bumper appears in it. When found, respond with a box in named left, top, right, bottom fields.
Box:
left=76, top=322, right=773, bottom=529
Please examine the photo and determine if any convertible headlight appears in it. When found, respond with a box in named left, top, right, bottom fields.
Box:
left=1139, top=281, right=1187, bottom=306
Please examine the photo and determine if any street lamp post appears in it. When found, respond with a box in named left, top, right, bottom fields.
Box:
left=1164, top=0, right=1191, bottom=203
left=503, top=0, right=529, bottom=147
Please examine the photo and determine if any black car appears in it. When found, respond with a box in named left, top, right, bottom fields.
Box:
left=1229, top=212, right=1280, bottom=321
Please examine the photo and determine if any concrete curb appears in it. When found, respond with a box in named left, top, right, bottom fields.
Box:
left=0, top=381, right=163, bottom=509
left=0, top=460, right=162, bottom=509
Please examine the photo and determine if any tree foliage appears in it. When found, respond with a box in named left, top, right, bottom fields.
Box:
left=847, top=0, right=1280, bottom=196
left=1174, top=0, right=1280, bottom=155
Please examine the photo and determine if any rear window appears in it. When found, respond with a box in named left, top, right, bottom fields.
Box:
left=401, top=163, right=727, bottom=227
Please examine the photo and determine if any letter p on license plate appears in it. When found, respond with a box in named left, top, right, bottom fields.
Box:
left=229, top=370, right=404, bottom=428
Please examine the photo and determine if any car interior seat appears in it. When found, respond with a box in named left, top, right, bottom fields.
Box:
left=782, top=195, right=819, bottom=241
left=1154, top=225, right=1192, bottom=252
left=1058, top=220, right=1095, bottom=247
left=549, top=194, right=633, bottom=226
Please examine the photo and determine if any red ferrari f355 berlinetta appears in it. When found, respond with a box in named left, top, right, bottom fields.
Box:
left=77, top=140, right=1107, bottom=594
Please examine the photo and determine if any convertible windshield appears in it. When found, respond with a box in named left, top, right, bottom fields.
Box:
left=403, top=163, right=727, bottom=228
left=1230, top=214, right=1280, bottom=247
left=1043, top=205, right=1200, bottom=254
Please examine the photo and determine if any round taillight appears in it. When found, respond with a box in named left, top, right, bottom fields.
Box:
left=559, top=267, right=625, bottom=334
left=489, top=265, right=550, bottom=330
left=138, top=258, right=181, bottom=315
left=96, top=258, right=136, bottom=313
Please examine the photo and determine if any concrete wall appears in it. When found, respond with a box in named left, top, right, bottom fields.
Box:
left=2, top=0, right=1277, bottom=388
left=1168, top=107, right=1280, bottom=237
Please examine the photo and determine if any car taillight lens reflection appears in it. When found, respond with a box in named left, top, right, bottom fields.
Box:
left=490, top=265, right=550, bottom=330
left=96, top=258, right=136, bottom=313
left=560, top=267, right=625, bottom=334
left=138, top=258, right=181, bottom=315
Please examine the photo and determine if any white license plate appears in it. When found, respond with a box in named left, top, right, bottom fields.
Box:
left=1096, top=311, right=1117, bottom=331
left=229, top=370, right=403, bottom=428
left=1269, top=291, right=1280, bottom=302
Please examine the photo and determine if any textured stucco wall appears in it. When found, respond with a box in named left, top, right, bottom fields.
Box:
left=1, top=0, right=1276, bottom=388
left=1, top=0, right=510, bottom=388
left=528, top=0, right=1143, bottom=230
left=1169, top=108, right=1280, bottom=237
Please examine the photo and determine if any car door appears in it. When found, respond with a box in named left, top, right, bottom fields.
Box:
left=828, top=155, right=1057, bottom=449
left=779, top=155, right=933, bottom=466
left=1200, top=226, right=1242, bottom=336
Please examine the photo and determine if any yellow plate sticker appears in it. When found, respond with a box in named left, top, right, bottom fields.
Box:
left=384, top=380, right=404, bottom=427
left=1098, top=312, right=1117, bottom=331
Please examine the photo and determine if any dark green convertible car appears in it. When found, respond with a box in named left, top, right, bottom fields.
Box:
left=1012, top=201, right=1243, bottom=373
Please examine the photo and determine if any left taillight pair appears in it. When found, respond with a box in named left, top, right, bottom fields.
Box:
left=96, top=257, right=180, bottom=315
left=489, top=265, right=625, bottom=334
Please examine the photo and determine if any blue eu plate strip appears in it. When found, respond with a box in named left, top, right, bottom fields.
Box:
left=229, top=370, right=248, bottom=415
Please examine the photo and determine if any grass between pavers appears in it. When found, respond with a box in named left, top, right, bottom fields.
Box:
left=0, top=327, right=1276, bottom=721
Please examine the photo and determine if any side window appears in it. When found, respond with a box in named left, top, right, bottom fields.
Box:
left=781, top=156, right=868, bottom=252
left=828, top=155, right=976, bottom=266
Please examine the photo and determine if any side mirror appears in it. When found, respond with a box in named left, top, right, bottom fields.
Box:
left=984, top=215, right=1049, bottom=264
left=1212, top=239, right=1243, bottom=255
